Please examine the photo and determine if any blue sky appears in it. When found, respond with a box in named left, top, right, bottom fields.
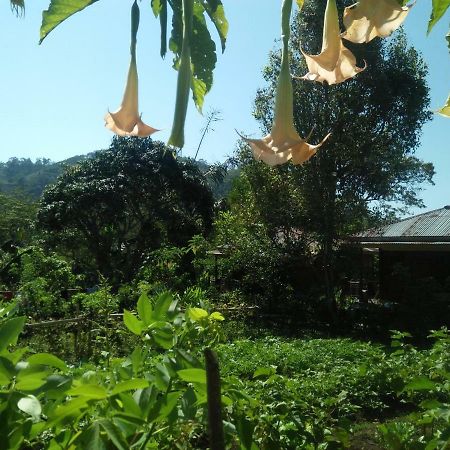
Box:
left=0, top=0, right=448, bottom=213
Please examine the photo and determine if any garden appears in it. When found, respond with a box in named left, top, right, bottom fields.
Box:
left=1, top=0, right=449, bottom=448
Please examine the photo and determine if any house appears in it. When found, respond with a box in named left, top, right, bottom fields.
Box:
left=350, top=206, right=450, bottom=301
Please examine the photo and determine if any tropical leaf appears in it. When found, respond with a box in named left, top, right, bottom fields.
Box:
left=123, top=310, right=144, bottom=335
left=200, top=0, right=228, bottom=52
left=178, top=368, right=207, bottom=384
left=169, top=0, right=217, bottom=112
left=428, top=0, right=450, bottom=33
left=190, top=2, right=217, bottom=111
left=40, top=0, right=99, bottom=44
left=27, top=353, right=67, bottom=372
left=0, top=317, right=26, bottom=352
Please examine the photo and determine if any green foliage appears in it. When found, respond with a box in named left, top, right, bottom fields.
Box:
left=428, top=0, right=450, bottom=33
left=0, top=192, right=36, bottom=246
left=378, top=329, right=450, bottom=449
left=37, top=137, right=214, bottom=285
left=0, top=291, right=231, bottom=449
left=1, top=289, right=450, bottom=449
left=138, top=246, right=191, bottom=292
left=240, top=5, right=435, bottom=309
left=0, top=156, right=87, bottom=199
left=18, top=247, right=77, bottom=319
left=41, top=0, right=228, bottom=116
left=40, top=0, right=99, bottom=43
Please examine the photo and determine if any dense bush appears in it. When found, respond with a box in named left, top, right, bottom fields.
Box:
left=17, top=247, right=78, bottom=319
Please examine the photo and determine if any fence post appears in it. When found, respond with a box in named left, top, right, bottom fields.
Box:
left=204, top=348, right=225, bottom=450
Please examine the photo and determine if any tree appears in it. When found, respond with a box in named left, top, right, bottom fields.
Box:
left=0, top=192, right=36, bottom=246
left=236, top=0, right=434, bottom=314
left=37, top=137, right=214, bottom=284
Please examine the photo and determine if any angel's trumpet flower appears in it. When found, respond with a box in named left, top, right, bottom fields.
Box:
left=240, top=0, right=330, bottom=167
left=342, top=0, right=413, bottom=44
left=438, top=95, right=450, bottom=118
left=168, top=0, right=194, bottom=148
left=300, top=0, right=365, bottom=85
left=105, top=1, right=157, bottom=137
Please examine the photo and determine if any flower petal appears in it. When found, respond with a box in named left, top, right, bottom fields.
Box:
left=239, top=131, right=331, bottom=167
left=437, top=95, right=450, bottom=118
left=301, top=41, right=366, bottom=85
left=342, top=0, right=412, bottom=44
left=300, top=0, right=365, bottom=85
left=291, top=133, right=331, bottom=165
left=105, top=24, right=157, bottom=138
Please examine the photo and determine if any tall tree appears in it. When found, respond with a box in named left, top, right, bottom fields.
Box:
left=237, top=0, right=434, bottom=313
left=37, top=137, right=214, bottom=284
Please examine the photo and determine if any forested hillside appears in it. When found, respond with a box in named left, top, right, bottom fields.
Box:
left=0, top=155, right=88, bottom=199
left=0, top=153, right=237, bottom=200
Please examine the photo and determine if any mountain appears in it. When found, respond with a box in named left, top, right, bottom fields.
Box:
left=0, top=152, right=237, bottom=201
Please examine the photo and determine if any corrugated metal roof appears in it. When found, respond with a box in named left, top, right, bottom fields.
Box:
left=355, top=206, right=450, bottom=241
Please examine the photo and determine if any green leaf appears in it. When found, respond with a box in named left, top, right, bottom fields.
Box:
left=117, top=392, right=142, bottom=418
left=154, top=363, right=171, bottom=391
left=153, top=292, right=174, bottom=320
left=188, top=307, right=208, bottom=321
left=201, top=0, right=228, bottom=52
left=17, top=395, right=42, bottom=419
left=40, top=0, right=100, bottom=44
left=130, top=347, right=143, bottom=376
left=68, top=384, right=108, bottom=399
left=74, top=423, right=106, bottom=450
left=403, top=376, right=437, bottom=392
left=253, top=367, right=276, bottom=379
left=235, top=414, right=255, bottom=450
left=137, top=293, right=153, bottom=325
left=27, top=353, right=67, bottom=372
left=209, top=311, right=224, bottom=321
left=177, top=368, right=207, bottom=384
left=0, top=356, right=15, bottom=385
left=428, top=0, right=450, bottom=33
left=15, top=367, right=50, bottom=391
left=153, top=326, right=175, bottom=350
left=111, top=379, right=149, bottom=395
left=0, top=316, right=26, bottom=352
left=190, top=3, right=217, bottom=112
left=49, top=397, right=90, bottom=424
left=98, top=419, right=129, bottom=450
left=123, top=310, right=144, bottom=335
left=168, top=1, right=216, bottom=114
left=0, top=301, right=17, bottom=319
left=158, top=391, right=181, bottom=418
left=151, top=0, right=162, bottom=16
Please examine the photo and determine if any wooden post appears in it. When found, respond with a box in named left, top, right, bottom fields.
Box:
left=204, top=348, right=225, bottom=450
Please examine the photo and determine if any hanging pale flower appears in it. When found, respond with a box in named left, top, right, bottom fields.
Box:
left=240, top=0, right=330, bottom=166
left=437, top=95, right=450, bottom=118
left=105, top=1, right=158, bottom=137
left=300, top=0, right=365, bottom=85
left=341, top=0, right=413, bottom=44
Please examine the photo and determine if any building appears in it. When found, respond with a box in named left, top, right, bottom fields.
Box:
left=351, top=206, right=450, bottom=301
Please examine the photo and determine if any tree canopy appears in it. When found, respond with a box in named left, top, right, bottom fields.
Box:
left=232, top=0, right=434, bottom=308
left=37, top=137, right=215, bottom=284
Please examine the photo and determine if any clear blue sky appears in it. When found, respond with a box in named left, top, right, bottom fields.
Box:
left=0, top=0, right=448, bottom=213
